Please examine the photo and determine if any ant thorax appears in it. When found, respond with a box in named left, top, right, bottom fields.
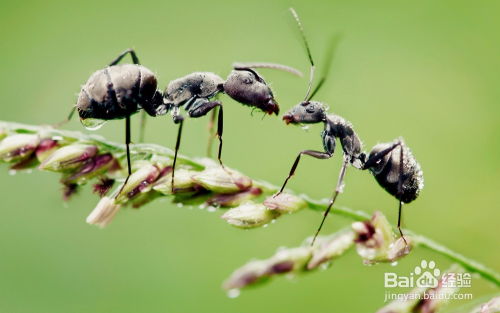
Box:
left=324, top=114, right=363, bottom=160
left=164, top=72, right=224, bottom=107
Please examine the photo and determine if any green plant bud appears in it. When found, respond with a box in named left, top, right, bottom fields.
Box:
left=61, top=153, right=116, bottom=184
left=221, top=202, right=278, bottom=228
left=207, top=187, right=262, bottom=207
left=35, top=139, right=59, bottom=163
left=352, top=211, right=412, bottom=264
left=0, top=134, right=40, bottom=162
left=263, top=192, right=307, bottom=213
left=153, top=168, right=197, bottom=195
left=86, top=196, right=121, bottom=228
left=115, top=163, right=160, bottom=204
left=39, top=144, right=97, bottom=171
left=192, top=167, right=252, bottom=193
left=223, top=246, right=312, bottom=290
left=307, top=230, right=355, bottom=270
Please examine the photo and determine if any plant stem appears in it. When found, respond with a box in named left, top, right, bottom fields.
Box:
left=1, top=120, right=499, bottom=287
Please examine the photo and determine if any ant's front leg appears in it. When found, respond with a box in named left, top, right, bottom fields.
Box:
left=276, top=150, right=333, bottom=196
left=276, top=130, right=335, bottom=196
left=187, top=98, right=224, bottom=167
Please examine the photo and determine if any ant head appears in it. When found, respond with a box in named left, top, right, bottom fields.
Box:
left=223, top=69, right=279, bottom=115
left=282, top=100, right=326, bottom=124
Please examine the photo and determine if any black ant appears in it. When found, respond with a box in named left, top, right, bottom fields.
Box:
left=70, top=48, right=301, bottom=196
left=276, top=8, right=424, bottom=245
left=74, top=49, right=164, bottom=197
left=163, top=62, right=302, bottom=190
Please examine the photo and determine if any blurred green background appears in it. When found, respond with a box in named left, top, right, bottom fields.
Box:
left=0, top=0, right=498, bottom=312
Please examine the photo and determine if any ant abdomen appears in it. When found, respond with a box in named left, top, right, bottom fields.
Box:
left=77, top=64, right=159, bottom=121
left=367, top=141, right=424, bottom=203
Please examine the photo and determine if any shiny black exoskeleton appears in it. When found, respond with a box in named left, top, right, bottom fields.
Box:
left=277, top=8, right=424, bottom=245
left=363, top=140, right=424, bottom=204
left=75, top=49, right=164, bottom=198
left=163, top=63, right=302, bottom=191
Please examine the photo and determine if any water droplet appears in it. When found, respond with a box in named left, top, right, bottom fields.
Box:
left=391, top=261, right=398, bottom=267
left=227, top=289, right=240, bottom=299
left=207, top=206, right=216, bottom=213
left=301, top=125, right=310, bottom=131
left=263, top=224, right=269, bottom=228
left=81, top=118, right=106, bottom=130
left=8, top=169, right=17, bottom=176
left=177, top=203, right=184, bottom=208
left=320, top=263, right=330, bottom=271
left=271, top=219, right=276, bottom=224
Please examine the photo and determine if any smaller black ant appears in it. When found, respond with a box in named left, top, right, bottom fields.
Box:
left=277, top=8, right=424, bottom=245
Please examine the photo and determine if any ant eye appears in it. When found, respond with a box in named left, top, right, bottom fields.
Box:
left=305, top=106, right=316, bottom=113
left=243, top=77, right=253, bottom=84
left=300, top=101, right=309, bottom=107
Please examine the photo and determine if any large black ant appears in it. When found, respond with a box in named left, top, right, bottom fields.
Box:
left=71, top=48, right=301, bottom=197
left=276, top=8, right=424, bottom=245
left=75, top=49, right=164, bottom=197
left=163, top=62, right=302, bottom=190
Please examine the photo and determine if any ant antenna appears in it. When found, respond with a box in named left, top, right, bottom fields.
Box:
left=233, top=62, right=303, bottom=77
left=289, top=8, right=315, bottom=101
left=307, top=34, right=341, bottom=101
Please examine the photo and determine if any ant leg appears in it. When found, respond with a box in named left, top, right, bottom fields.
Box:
left=216, top=104, right=224, bottom=168
left=396, top=142, right=407, bottom=245
left=187, top=99, right=224, bottom=167
left=362, top=141, right=401, bottom=170
left=276, top=150, right=332, bottom=196
left=311, top=154, right=349, bottom=246
left=109, top=48, right=140, bottom=66
left=206, top=106, right=217, bottom=157
left=363, top=140, right=408, bottom=244
left=171, top=116, right=184, bottom=193
left=116, top=115, right=133, bottom=199
left=53, top=107, right=76, bottom=128
left=139, top=110, right=147, bottom=142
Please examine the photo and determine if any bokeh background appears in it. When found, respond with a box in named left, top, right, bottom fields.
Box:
left=0, top=0, right=498, bottom=312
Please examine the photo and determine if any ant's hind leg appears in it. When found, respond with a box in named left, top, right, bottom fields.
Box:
left=109, top=48, right=140, bottom=66
left=116, top=115, right=133, bottom=199
left=171, top=116, right=184, bottom=193
left=311, top=154, right=349, bottom=246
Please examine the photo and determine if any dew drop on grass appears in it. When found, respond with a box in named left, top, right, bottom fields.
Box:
left=301, top=125, right=310, bottom=131
left=391, top=261, right=398, bottom=267
left=207, top=206, right=216, bottom=213
left=177, top=203, right=184, bottom=208
left=263, top=224, right=269, bottom=228
left=81, top=118, right=106, bottom=130
left=8, top=169, right=17, bottom=176
left=227, top=289, right=240, bottom=299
